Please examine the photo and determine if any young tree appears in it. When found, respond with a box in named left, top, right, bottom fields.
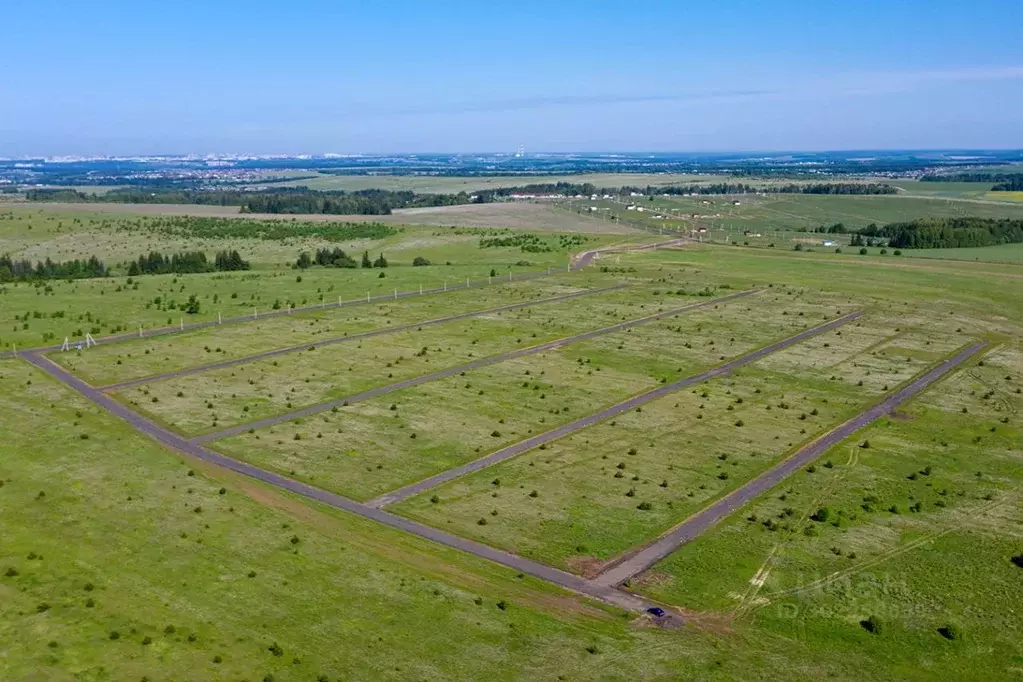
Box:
left=361, top=251, right=373, bottom=268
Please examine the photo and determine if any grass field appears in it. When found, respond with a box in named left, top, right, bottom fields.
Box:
left=392, top=317, right=964, bottom=569
left=633, top=344, right=1023, bottom=678
left=2, top=356, right=772, bottom=681
left=4, top=200, right=1023, bottom=680
left=0, top=204, right=652, bottom=350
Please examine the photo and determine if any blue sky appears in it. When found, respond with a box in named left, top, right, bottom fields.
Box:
left=2, top=0, right=1022, bottom=155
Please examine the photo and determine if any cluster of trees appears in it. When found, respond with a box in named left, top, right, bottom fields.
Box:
left=241, top=189, right=469, bottom=215
left=858, top=218, right=1023, bottom=249
left=920, top=172, right=1022, bottom=183
left=296, top=248, right=357, bottom=269
left=478, top=233, right=553, bottom=252
left=807, top=223, right=850, bottom=234
left=127, top=250, right=249, bottom=276
left=145, top=216, right=397, bottom=242
left=0, top=254, right=106, bottom=281
left=295, top=249, right=387, bottom=269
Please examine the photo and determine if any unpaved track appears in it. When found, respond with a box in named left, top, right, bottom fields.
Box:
left=21, top=351, right=653, bottom=613
left=193, top=285, right=756, bottom=443
left=592, top=340, right=989, bottom=588
left=368, top=311, right=862, bottom=508
left=100, top=284, right=627, bottom=391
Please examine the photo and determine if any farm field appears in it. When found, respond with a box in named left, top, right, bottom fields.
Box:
left=4, top=201, right=1023, bottom=680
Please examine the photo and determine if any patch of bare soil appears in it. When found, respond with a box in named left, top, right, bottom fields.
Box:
left=566, top=555, right=610, bottom=578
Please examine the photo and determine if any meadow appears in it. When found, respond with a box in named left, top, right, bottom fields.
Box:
left=3, top=200, right=1022, bottom=680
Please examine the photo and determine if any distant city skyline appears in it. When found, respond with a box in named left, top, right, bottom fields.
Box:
left=2, top=1, right=1022, bottom=156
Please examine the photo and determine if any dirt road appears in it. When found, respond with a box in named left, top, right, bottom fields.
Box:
left=20, top=351, right=653, bottom=613
left=592, top=340, right=989, bottom=588
left=101, top=284, right=626, bottom=391
left=368, top=312, right=862, bottom=508
left=193, top=286, right=757, bottom=443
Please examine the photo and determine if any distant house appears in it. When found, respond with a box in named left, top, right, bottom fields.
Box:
left=823, top=239, right=836, bottom=247
left=732, top=200, right=741, bottom=206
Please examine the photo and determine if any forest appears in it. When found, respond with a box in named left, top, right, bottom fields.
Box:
left=920, top=171, right=1023, bottom=184
left=858, top=217, right=1023, bottom=248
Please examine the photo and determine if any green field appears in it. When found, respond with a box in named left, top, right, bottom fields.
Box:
left=3, top=200, right=1022, bottom=680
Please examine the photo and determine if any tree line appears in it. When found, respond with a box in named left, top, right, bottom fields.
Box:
left=920, top=172, right=1023, bottom=184
left=0, top=255, right=107, bottom=282
left=25, top=187, right=473, bottom=215
left=992, top=177, right=1023, bottom=192
left=128, top=250, right=250, bottom=276
left=857, top=218, right=1023, bottom=249
left=296, top=249, right=387, bottom=269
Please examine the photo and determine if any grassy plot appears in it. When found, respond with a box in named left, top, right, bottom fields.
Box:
left=0, top=357, right=761, bottom=681
left=901, top=242, right=1023, bottom=263
left=204, top=287, right=845, bottom=499
left=392, top=320, right=959, bottom=570
left=631, top=346, right=1023, bottom=680
left=554, top=285, right=859, bottom=381
left=51, top=273, right=617, bottom=385
left=212, top=353, right=660, bottom=501
left=114, top=286, right=701, bottom=435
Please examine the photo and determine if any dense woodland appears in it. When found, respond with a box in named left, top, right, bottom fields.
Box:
left=858, top=218, right=1023, bottom=249
left=920, top=172, right=1023, bottom=184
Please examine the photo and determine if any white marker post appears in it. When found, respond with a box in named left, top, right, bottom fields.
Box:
left=466, top=276, right=469, bottom=288
left=367, top=291, right=370, bottom=302
left=180, top=318, right=184, bottom=331
left=218, top=312, right=222, bottom=325
left=394, top=288, right=397, bottom=299
left=419, top=284, right=423, bottom=295
left=253, top=307, right=257, bottom=319
left=138, top=324, right=143, bottom=338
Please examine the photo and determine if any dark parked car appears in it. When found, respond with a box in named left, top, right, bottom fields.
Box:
left=646, top=607, right=666, bottom=617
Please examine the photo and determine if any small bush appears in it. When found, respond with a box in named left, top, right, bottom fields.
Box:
left=939, top=623, right=963, bottom=641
